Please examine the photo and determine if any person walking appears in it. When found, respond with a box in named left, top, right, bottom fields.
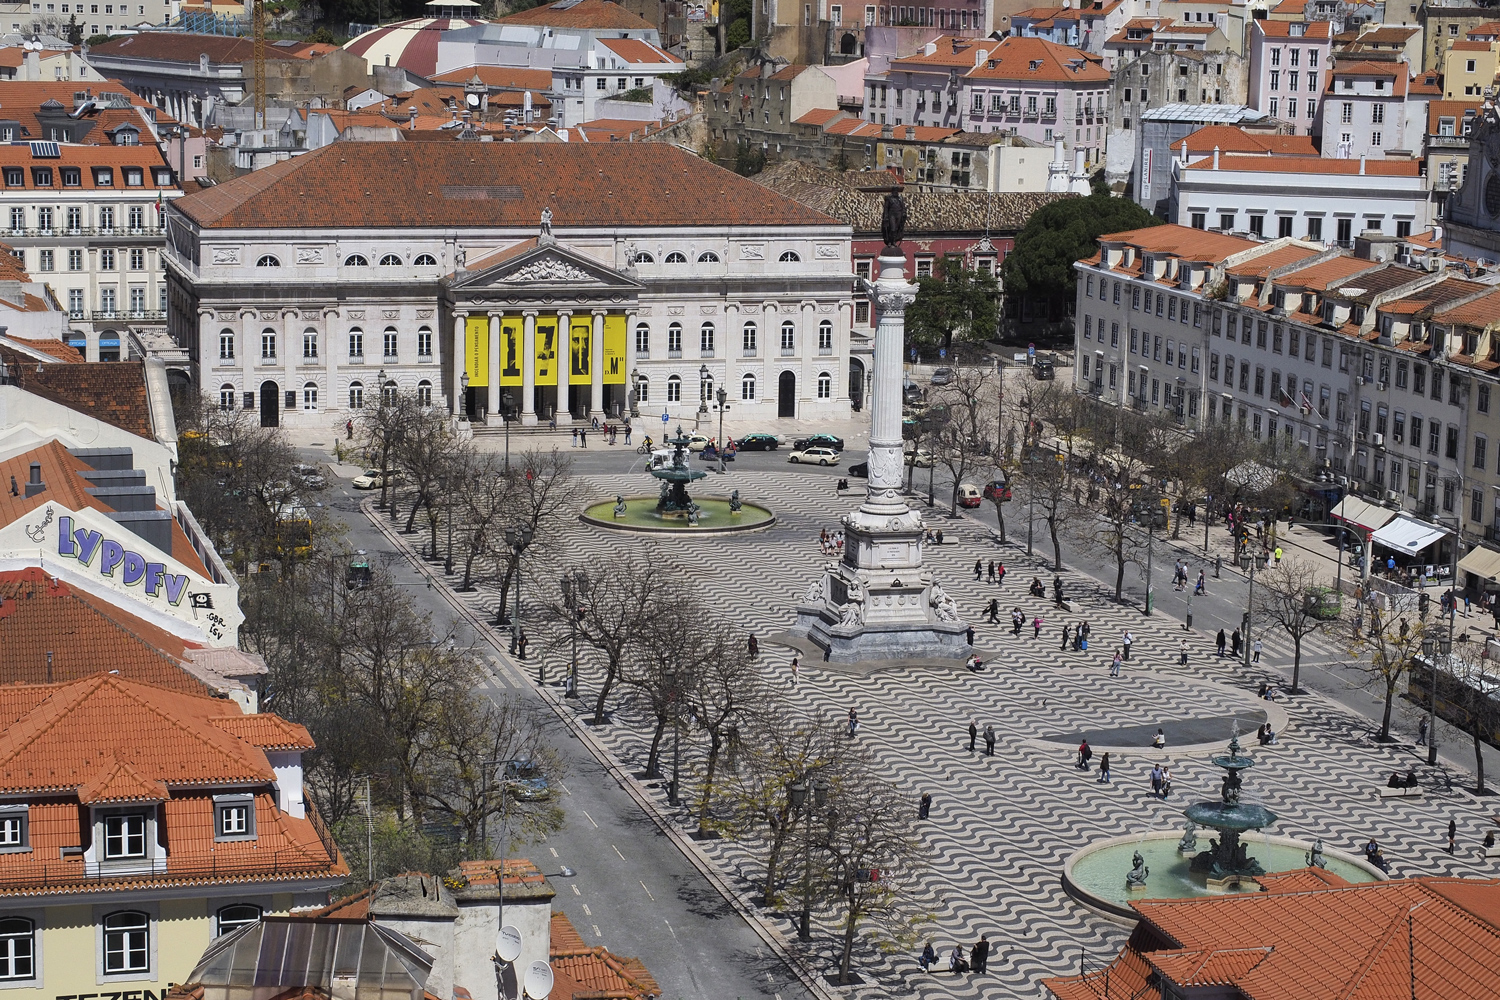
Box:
left=966, top=625, right=976, bottom=646
left=974, top=559, right=983, bottom=581
left=1195, top=570, right=1206, bottom=595
left=1179, top=638, right=1189, bottom=666
left=1231, top=628, right=1243, bottom=657
left=579, top=428, right=587, bottom=447
left=984, top=724, right=996, bottom=756
left=1033, top=615, right=1044, bottom=639
left=790, top=656, right=800, bottom=687
left=986, top=598, right=999, bottom=623
left=919, top=792, right=932, bottom=820
left=996, top=562, right=1007, bottom=587
left=1252, top=638, right=1263, bottom=663
left=1076, top=739, right=1092, bottom=770
left=1274, top=545, right=1283, bottom=563
left=1160, top=765, right=1173, bottom=800
left=748, top=635, right=759, bottom=659
left=1448, top=818, right=1457, bottom=854
left=1216, top=629, right=1227, bottom=657
left=1110, top=649, right=1123, bottom=677
left=847, top=707, right=859, bottom=737
left=1097, top=751, right=1111, bottom=783
left=1060, top=623, right=1072, bottom=652
left=624, top=424, right=632, bottom=445
left=1122, top=630, right=1134, bottom=661
left=1011, top=608, right=1025, bottom=636
left=987, top=560, right=996, bottom=583
left=345, top=418, right=354, bottom=439
left=1416, top=716, right=1429, bottom=746
left=1150, top=763, right=1163, bottom=798
left=975, top=935, right=990, bottom=974
left=968, top=720, right=978, bottom=753
left=571, top=427, right=579, bottom=448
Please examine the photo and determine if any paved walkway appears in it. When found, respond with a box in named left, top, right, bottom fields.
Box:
left=375, top=469, right=1499, bottom=1000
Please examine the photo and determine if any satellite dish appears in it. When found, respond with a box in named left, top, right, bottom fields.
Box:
left=494, top=924, right=523, bottom=963
left=523, top=961, right=554, bottom=999
left=465, top=91, right=480, bottom=108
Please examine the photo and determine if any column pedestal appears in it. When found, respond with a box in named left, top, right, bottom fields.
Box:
left=791, top=251, right=969, bottom=663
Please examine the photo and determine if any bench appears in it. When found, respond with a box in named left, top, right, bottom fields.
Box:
left=1378, top=785, right=1424, bottom=799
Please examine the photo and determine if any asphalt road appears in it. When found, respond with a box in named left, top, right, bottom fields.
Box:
left=310, top=467, right=813, bottom=1000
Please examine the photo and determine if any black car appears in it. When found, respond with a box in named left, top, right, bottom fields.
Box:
left=1033, top=358, right=1056, bottom=380
left=793, top=434, right=846, bottom=451
left=736, top=433, right=780, bottom=451
left=849, top=461, right=869, bottom=478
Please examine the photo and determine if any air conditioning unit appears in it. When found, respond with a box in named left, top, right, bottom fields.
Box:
left=1377, top=381, right=1388, bottom=391
left=1373, top=432, right=1385, bottom=446
left=1301, top=405, right=1312, bottom=415
left=1337, top=475, right=1349, bottom=488
left=1386, top=490, right=1400, bottom=503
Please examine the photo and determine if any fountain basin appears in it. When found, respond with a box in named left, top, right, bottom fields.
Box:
left=1183, top=800, right=1278, bottom=833
left=580, top=497, right=775, bottom=534
left=1062, top=831, right=1386, bottom=921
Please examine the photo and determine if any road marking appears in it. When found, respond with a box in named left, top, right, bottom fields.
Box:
left=549, top=847, right=558, bottom=857
left=612, top=844, right=626, bottom=861
left=558, top=780, right=572, bottom=796
left=571, top=884, right=580, bottom=896
left=582, top=904, right=592, bottom=916
left=582, top=810, right=598, bottom=829
left=592, top=924, right=602, bottom=938
left=639, top=880, right=654, bottom=901
left=664, top=919, right=677, bottom=940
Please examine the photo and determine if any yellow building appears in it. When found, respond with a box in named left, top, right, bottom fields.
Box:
left=1443, top=34, right=1499, bottom=97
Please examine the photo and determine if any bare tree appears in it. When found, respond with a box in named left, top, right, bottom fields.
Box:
left=1344, top=591, right=1424, bottom=741
left=488, top=449, right=584, bottom=614
left=1015, top=446, right=1070, bottom=571
left=1069, top=481, right=1145, bottom=602
left=929, top=365, right=997, bottom=514
left=391, top=402, right=462, bottom=541
left=1429, top=635, right=1497, bottom=794
left=1253, top=558, right=1337, bottom=694
left=686, top=631, right=762, bottom=838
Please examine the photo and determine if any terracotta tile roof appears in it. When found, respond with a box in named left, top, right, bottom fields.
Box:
left=1379, top=277, right=1487, bottom=316
left=823, top=118, right=961, bottom=140
left=962, top=36, right=1110, bottom=83
left=1171, top=125, right=1319, bottom=156
left=87, top=32, right=328, bottom=65
left=1186, top=154, right=1422, bottom=176
left=550, top=911, right=661, bottom=1000
left=1469, top=20, right=1500, bottom=38
left=1326, top=59, right=1409, bottom=96
left=0, top=352, right=154, bottom=438
left=455, top=857, right=547, bottom=890
left=1226, top=244, right=1323, bottom=278
left=5, top=338, right=81, bottom=362
left=1276, top=253, right=1378, bottom=291
left=77, top=755, right=169, bottom=803
left=463, top=237, right=538, bottom=271
left=889, top=36, right=991, bottom=70
left=431, top=65, right=553, bottom=90
left=493, top=0, right=655, bottom=30
left=1254, top=20, right=1333, bottom=38
left=1450, top=39, right=1492, bottom=51
left=172, top=142, right=837, bottom=231
left=1358, top=25, right=1420, bottom=43
left=1428, top=99, right=1483, bottom=134
left=1437, top=287, right=1500, bottom=329
left=1098, top=223, right=1256, bottom=263
left=598, top=37, right=681, bottom=64
left=793, top=107, right=845, bottom=127
left=0, top=142, right=174, bottom=191
left=0, top=567, right=217, bottom=697
left=1148, top=947, right=1273, bottom=986
left=209, top=713, right=315, bottom=750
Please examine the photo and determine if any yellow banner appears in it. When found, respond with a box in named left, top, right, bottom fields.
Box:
left=500, top=318, right=523, bottom=386
left=464, top=315, right=488, bottom=388
left=603, top=314, right=626, bottom=385
left=569, top=317, right=592, bottom=385
left=534, top=316, right=558, bottom=387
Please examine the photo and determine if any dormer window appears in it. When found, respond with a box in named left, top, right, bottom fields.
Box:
left=103, top=814, right=146, bottom=859
left=214, top=794, right=256, bottom=842
left=61, top=166, right=80, bottom=186
left=123, top=167, right=143, bottom=187
left=0, top=806, right=27, bottom=853
left=93, top=167, right=114, bottom=187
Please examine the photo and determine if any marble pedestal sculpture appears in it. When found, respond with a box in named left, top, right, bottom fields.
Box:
left=793, top=248, right=970, bottom=662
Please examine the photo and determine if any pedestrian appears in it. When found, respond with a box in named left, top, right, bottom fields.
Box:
left=1110, top=649, right=1123, bottom=676
left=1098, top=752, right=1111, bottom=782
left=1077, top=739, right=1093, bottom=770
left=580, top=428, right=587, bottom=447
left=1152, top=727, right=1166, bottom=748
left=968, top=720, right=978, bottom=753
left=1252, top=638, right=1263, bottom=663
left=987, top=560, right=996, bottom=583
left=1216, top=629, right=1227, bottom=657
left=624, top=424, right=632, bottom=445
left=1033, top=615, right=1043, bottom=639
left=517, top=629, right=529, bottom=659
left=748, top=635, right=759, bottom=659
left=345, top=418, right=353, bottom=439
left=1447, top=818, right=1457, bottom=854
left=986, top=598, right=999, bottom=623
left=1060, top=623, right=1072, bottom=652
left=975, top=935, right=990, bottom=974
left=1416, top=716, right=1429, bottom=746
left=1274, top=545, right=1283, bottom=563
left=996, top=562, right=1007, bottom=587
left=919, top=792, right=932, bottom=820
left=1231, top=628, right=1242, bottom=657
left=966, top=625, right=976, bottom=645
left=790, top=656, right=800, bottom=687
left=1195, top=570, right=1206, bottom=595
left=571, top=427, right=579, bottom=447
left=1160, top=765, right=1173, bottom=800
left=1150, top=763, right=1163, bottom=797
left=919, top=943, right=937, bottom=973
left=1179, top=638, right=1189, bottom=666
left=984, top=724, right=996, bottom=756
left=1011, top=608, right=1024, bottom=635
left=1122, top=630, right=1134, bottom=660
left=974, top=559, right=983, bottom=581
left=847, top=707, right=859, bottom=737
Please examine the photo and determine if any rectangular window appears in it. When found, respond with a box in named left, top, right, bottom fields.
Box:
left=261, top=333, right=276, bottom=360
left=1432, top=369, right=1443, bottom=401
left=129, top=248, right=144, bottom=270
left=1307, top=216, right=1322, bottom=241
left=103, top=814, right=146, bottom=858
left=1393, top=411, right=1405, bottom=443
left=1110, top=322, right=1119, bottom=348
left=383, top=331, right=398, bottom=358
left=1480, top=384, right=1490, bottom=413
left=349, top=332, right=363, bottom=358
left=1476, top=436, right=1487, bottom=470
left=1447, top=425, right=1459, bottom=459
left=1429, top=420, right=1440, bottom=454
left=38, top=249, right=52, bottom=271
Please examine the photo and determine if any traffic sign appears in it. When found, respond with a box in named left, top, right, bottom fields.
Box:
left=939, top=348, right=946, bottom=358
left=661, top=411, right=669, bottom=425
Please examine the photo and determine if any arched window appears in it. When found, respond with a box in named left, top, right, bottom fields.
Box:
left=218, top=384, right=236, bottom=411
left=667, top=322, right=683, bottom=354
left=381, top=380, right=399, bottom=407
left=779, top=250, right=801, bottom=262
left=700, top=322, right=715, bottom=355
left=215, top=904, right=262, bottom=937
left=697, top=251, right=720, bottom=263
left=413, top=253, right=437, bottom=266
left=417, top=379, right=432, bottom=407
left=302, top=328, right=318, bottom=359
left=260, top=329, right=276, bottom=360
left=349, top=381, right=364, bottom=409
left=666, top=375, right=681, bottom=402
left=302, top=382, right=318, bottom=410
left=633, top=322, right=650, bottom=355
left=417, top=326, right=433, bottom=357
left=255, top=254, right=280, bottom=267
left=343, top=254, right=369, bottom=267
left=635, top=375, right=649, bottom=402
left=634, top=251, right=655, bottom=263
left=741, top=373, right=756, bottom=400
left=818, top=371, right=832, bottom=398
left=379, top=253, right=402, bottom=266
left=0, top=916, right=34, bottom=978
left=218, top=329, right=234, bottom=361
left=102, top=911, right=149, bottom=973
left=818, top=319, right=833, bottom=351
left=742, top=321, right=757, bottom=352
left=664, top=251, right=687, bottom=264
left=382, top=327, right=398, bottom=359
left=348, top=328, right=364, bottom=359
left=780, top=320, right=796, bottom=352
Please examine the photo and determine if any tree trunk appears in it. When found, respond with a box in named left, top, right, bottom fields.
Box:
left=991, top=501, right=1006, bottom=543
left=1379, top=675, right=1397, bottom=740
left=592, top=661, right=619, bottom=725
left=697, top=734, right=721, bottom=835
left=1114, top=539, right=1126, bottom=601
left=428, top=506, right=440, bottom=562
left=404, top=492, right=421, bottom=533
left=1290, top=635, right=1303, bottom=693
left=762, top=819, right=791, bottom=906
left=645, top=713, right=669, bottom=778
left=838, top=896, right=858, bottom=983
left=1475, top=727, right=1487, bottom=794
left=1048, top=516, right=1063, bottom=572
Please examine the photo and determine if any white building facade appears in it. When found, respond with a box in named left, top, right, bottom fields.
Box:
left=163, top=141, right=857, bottom=430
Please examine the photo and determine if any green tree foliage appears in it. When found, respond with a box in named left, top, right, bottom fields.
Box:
left=734, top=142, right=767, bottom=177
left=1001, top=194, right=1160, bottom=308
left=725, top=0, right=752, bottom=50
left=905, top=254, right=999, bottom=354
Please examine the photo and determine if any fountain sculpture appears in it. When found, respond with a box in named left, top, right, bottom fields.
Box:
left=1184, top=734, right=1278, bottom=879
left=652, top=427, right=707, bottom=520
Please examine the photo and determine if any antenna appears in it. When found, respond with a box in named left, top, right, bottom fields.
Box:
left=522, top=961, right=554, bottom=998
left=495, top=924, right=522, bottom=963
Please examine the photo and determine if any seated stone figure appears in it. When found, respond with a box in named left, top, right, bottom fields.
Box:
left=1125, top=850, right=1150, bottom=887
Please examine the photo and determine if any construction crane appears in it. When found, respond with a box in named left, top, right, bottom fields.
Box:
left=252, top=0, right=266, bottom=129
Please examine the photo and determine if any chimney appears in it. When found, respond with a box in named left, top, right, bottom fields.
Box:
left=1213, top=145, right=1220, bottom=169
left=408, top=107, right=418, bottom=130
left=905, top=126, right=915, bottom=138
left=24, top=461, right=45, bottom=498
left=1359, top=154, right=1366, bottom=175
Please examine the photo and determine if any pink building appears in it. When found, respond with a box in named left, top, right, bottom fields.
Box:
left=1246, top=19, right=1332, bottom=136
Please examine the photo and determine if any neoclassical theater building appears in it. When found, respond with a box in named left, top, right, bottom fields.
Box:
left=163, top=141, right=858, bottom=429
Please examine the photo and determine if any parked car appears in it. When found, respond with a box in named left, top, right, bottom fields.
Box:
left=686, top=434, right=712, bottom=452
left=290, top=463, right=328, bottom=491
left=957, top=483, right=982, bottom=508
left=793, top=434, right=845, bottom=451
left=982, top=479, right=1013, bottom=502
left=1033, top=358, right=1056, bottom=380
left=789, top=446, right=841, bottom=466
left=848, top=461, right=869, bottom=478
left=700, top=442, right=736, bottom=461
left=352, top=468, right=401, bottom=490
left=907, top=449, right=935, bottom=468
left=501, top=760, right=553, bottom=801
left=930, top=367, right=954, bottom=386
left=736, top=433, right=780, bottom=451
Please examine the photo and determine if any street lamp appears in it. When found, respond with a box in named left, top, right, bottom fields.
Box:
left=503, top=525, right=534, bottom=671
left=560, top=570, right=589, bottom=698
left=715, top=384, right=729, bottom=474
left=459, top=371, right=470, bottom=422
left=1142, top=495, right=1167, bottom=616
left=1022, top=451, right=1036, bottom=556
left=501, top=390, right=514, bottom=473
left=697, top=364, right=710, bottom=431
left=665, top=663, right=681, bottom=805
left=442, top=475, right=454, bottom=575
left=1237, top=548, right=1260, bottom=669
left=788, top=776, right=829, bottom=941
left=630, top=367, right=642, bottom=419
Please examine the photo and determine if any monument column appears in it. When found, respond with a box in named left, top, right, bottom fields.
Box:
left=862, top=254, right=916, bottom=515
left=450, top=310, right=467, bottom=416
left=521, top=310, right=537, bottom=425
left=487, top=311, right=502, bottom=417
left=591, top=309, right=606, bottom=417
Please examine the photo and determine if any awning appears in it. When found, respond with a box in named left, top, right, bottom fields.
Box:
left=1371, top=514, right=1451, bottom=555
left=1330, top=495, right=1397, bottom=533
left=1457, top=545, right=1500, bottom=583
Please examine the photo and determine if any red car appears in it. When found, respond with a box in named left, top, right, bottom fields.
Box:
left=982, top=479, right=1012, bottom=503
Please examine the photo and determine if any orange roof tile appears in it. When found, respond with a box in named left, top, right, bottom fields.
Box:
left=5, top=338, right=82, bottom=362
left=1326, top=60, right=1409, bottom=96
left=493, top=0, right=655, bottom=30
left=1276, top=253, right=1378, bottom=291
left=1438, top=287, right=1500, bottom=329
left=77, top=755, right=169, bottom=803
left=430, top=65, right=553, bottom=90
left=0, top=142, right=175, bottom=191
left=1468, top=20, right=1500, bottom=38
left=1254, top=20, right=1333, bottom=38
left=1450, top=39, right=1492, bottom=51
left=1148, top=947, right=1273, bottom=986
left=88, top=32, right=330, bottom=65
left=793, top=107, right=845, bottom=127
left=1186, top=154, right=1422, bottom=176
left=1098, top=223, right=1257, bottom=262
left=1170, top=125, right=1318, bottom=156
left=963, top=36, right=1110, bottom=83
left=1226, top=244, right=1323, bottom=278
left=598, top=37, right=682, bottom=64
left=208, top=713, right=315, bottom=751
left=1428, top=99, right=1483, bottom=134
left=890, top=36, right=992, bottom=70
left=550, top=911, right=661, bottom=1000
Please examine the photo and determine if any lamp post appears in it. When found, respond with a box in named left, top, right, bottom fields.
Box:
left=630, top=367, right=642, bottom=419
left=504, top=525, right=534, bottom=670
left=459, top=371, right=470, bottom=422
left=443, top=475, right=455, bottom=575
left=787, top=776, right=829, bottom=941
left=697, top=364, right=710, bottom=432
left=1143, top=498, right=1160, bottom=616
left=1238, top=548, right=1259, bottom=669
left=1022, top=451, right=1035, bottom=556
left=560, top=570, right=589, bottom=699
left=501, top=390, right=513, bottom=472
left=665, top=663, right=681, bottom=805
left=715, top=385, right=729, bottom=474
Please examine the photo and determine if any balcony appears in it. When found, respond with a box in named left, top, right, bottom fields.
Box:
left=780, top=346, right=796, bottom=357
left=90, top=310, right=164, bottom=322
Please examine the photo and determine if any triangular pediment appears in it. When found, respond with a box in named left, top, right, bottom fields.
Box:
left=448, top=239, right=643, bottom=291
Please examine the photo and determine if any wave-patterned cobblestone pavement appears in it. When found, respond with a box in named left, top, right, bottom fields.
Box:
left=393, top=471, right=1496, bottom=999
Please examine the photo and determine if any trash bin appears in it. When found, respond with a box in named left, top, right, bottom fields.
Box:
left=1185, top=611, right=1193, bottom=630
